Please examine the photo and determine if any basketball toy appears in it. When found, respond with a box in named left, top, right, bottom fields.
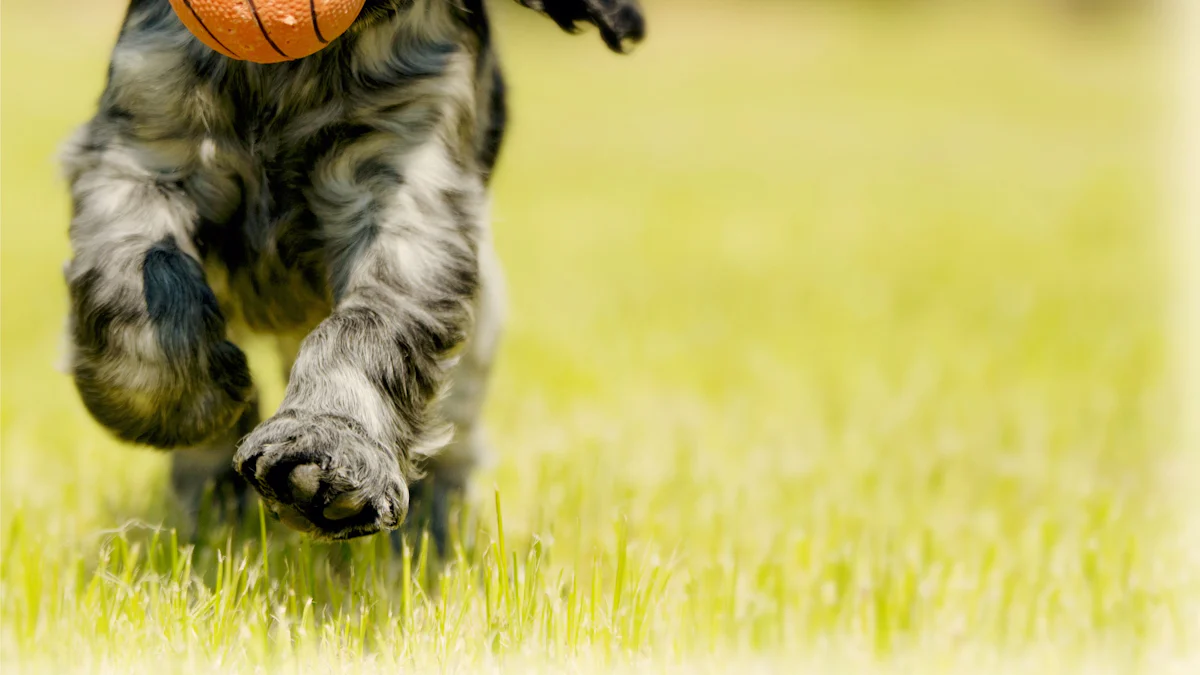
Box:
left=169, top=0, right=366, bottom=64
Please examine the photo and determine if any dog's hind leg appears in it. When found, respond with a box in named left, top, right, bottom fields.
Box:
left=401, top=239, right=505, bottom=557
left=62, top=129, right=254, bottom=451
left=170, top=398, right=261, bottom=536
left=511, top=0, right=646, bottom=52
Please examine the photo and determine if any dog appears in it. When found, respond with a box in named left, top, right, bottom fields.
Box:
left=60, top=0, right=644, bottom=546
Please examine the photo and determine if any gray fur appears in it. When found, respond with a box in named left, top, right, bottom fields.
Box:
left=61, top=0, right=643, bottom=541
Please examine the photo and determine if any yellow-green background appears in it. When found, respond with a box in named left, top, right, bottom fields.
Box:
left=1, top=1, right=1193, bottom=671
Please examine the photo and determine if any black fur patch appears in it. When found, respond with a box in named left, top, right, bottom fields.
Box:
left=143, top=238, right=224, bottom=359
left=479, top=67, right=507, bottom=179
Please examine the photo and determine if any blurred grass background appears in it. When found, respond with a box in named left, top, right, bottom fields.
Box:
left=1, top=0, right=1196, bottom=672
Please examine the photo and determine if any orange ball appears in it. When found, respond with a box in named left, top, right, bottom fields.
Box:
left=169, top=0, right=366, bottom=64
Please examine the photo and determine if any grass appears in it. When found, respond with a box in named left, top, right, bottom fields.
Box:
left=1, top=1, right=1196, bottom=672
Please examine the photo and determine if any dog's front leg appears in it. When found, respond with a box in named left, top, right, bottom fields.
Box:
left=235, top=141, right=481, bottom=540
left=62, top=130, right=254, bottom=449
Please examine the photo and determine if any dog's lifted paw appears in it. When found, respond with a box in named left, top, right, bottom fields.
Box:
left=526, top=0, right=646, bottom=53
left=233, top=411, right=409, bottom=540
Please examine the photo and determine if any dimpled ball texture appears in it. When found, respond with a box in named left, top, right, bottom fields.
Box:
left=169, top=0, right=366, bottom=64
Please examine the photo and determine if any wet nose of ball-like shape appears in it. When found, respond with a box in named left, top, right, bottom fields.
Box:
left=169, top=0, right=366, bottom=64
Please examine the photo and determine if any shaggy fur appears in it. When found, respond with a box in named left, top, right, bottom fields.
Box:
left=62, top=0, right=644, bottom=542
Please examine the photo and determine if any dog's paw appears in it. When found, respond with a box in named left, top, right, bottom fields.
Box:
left=67, top=245, right=254, bottom=449
left=234, top=411, right=409, bottom=540
left=529, top=0, right=646, bottom=53
left=71, top=338, right=253, bottom=449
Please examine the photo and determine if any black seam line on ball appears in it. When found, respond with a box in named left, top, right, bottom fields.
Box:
left=246, top=0, right=291, bottom=59
left=182, top=0, right=242, bottom=59
left=310, top=0, right=329, bottom=43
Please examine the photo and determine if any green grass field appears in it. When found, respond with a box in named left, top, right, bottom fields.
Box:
left=1, top=1, right=1195, bottom=672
